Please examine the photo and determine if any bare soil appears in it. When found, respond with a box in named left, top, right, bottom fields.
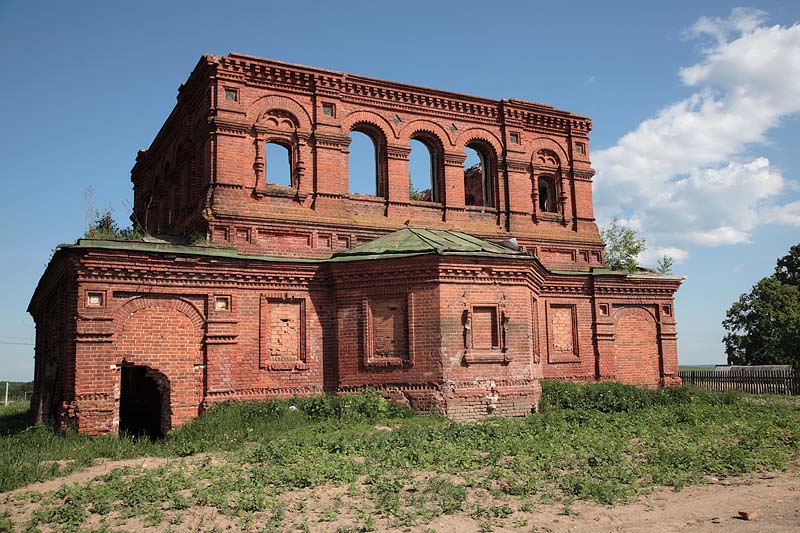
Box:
left=424, top=471, right=800, bottom=533
left=2, top=461, right=798, bottom=532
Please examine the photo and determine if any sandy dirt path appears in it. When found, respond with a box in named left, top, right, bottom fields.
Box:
left=425, top=471, right=800, bottom=532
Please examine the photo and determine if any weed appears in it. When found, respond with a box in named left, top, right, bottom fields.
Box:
left=2, top=384, right=799, bottom=532
left=318, top=496, right=342, bottom=522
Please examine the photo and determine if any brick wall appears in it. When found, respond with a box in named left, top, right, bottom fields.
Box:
left=131, top=53, right=604, bottom=271
left=28, top=54, right=684, bottom=433
left=29, top=245, right=680, bottom=433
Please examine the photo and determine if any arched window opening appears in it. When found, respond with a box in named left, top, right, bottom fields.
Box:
left=464, top=144, right=493, bottom=207
left=538, top=176, right=558, bottom=213
left=265, top=142, right=293, bottom=187
left=349, top=129, right=383, bottom=196
left=409, top=137, right=439, bottom=202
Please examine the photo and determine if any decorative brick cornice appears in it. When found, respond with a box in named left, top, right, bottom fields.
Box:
left=206, top=386, right=322, bottom=398
left=593, top=285, right=679, bottom=298
left=215, top=54, right=590, bottom=134
left=76, top=252, right=327, bottom=291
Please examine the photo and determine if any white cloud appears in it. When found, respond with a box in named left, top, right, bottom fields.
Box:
left=762, top=199, right=800, bottom=226
left=639, top=246, right=689, bottom=268
left=594, top=9, right=800, bottom=260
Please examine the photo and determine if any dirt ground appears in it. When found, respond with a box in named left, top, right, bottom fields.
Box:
left=424, top=471, right=800, bottom=533
left=2, top=463, right=799, bottom=532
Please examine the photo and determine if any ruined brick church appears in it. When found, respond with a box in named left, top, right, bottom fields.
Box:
left=29, top=53, right=681, bottom=436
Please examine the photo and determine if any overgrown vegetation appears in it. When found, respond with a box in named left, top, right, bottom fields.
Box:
left=84, top=208, right=142, bottom=241
left=600, top=217, right=675, bottom=274
left=1, top=383, right=798, bottom=531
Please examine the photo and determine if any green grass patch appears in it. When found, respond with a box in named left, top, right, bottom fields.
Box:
left=1, top=383, right=799, bottom=531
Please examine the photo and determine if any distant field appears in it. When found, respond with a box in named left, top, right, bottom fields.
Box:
left=0, top=381, right=33, bottom=402
left=678, top=365, right=715, bottom=372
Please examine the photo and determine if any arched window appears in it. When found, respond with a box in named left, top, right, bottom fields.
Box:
left=265, top=142, right=292, bottom=187
left=349, top=126, right=385, bottom=197
left=464, top=143, right=494, bottom=207
left=538, top=176, right=558, bottom=213
left=409, top=136, right=441, bottom=202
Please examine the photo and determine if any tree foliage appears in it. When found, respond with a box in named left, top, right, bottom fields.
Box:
left=723, top=243, right=800, bottom=367
left=600, top=217, right=647, bottom=272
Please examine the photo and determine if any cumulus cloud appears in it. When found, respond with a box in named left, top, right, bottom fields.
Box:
left=593, top=8, right=800, bottom=265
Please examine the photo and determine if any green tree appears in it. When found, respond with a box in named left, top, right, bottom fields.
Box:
left=600, top=217, right=647, bottom=272
left=775, top=243, right=800, bottom=286
left=722, top=243, right=800, bottom=367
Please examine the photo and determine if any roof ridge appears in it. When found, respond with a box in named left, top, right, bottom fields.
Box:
left=406, top=227, right=443, bottom=254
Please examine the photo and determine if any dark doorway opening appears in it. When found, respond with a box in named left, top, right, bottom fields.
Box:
left=119, top=365, right=164, bottom=439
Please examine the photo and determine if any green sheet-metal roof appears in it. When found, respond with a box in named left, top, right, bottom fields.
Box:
left=330, top=228, right=527, bottom=259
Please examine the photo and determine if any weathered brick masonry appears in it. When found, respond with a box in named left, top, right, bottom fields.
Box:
left=29, top=54, right=681, bottom=435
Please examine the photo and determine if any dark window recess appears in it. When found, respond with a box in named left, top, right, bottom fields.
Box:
left=539, top=177, right=558, bottom=213
left=224, top=89, right=238, bottom=102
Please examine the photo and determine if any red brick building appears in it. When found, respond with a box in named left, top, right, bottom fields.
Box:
left=28, top=54, right=681, bottom=435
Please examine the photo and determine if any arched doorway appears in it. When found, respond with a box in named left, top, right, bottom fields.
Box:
left=119, top=365, right=168, bottom=439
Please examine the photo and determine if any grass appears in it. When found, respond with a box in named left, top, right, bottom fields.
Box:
left=1, top=384, right=799, bottom=531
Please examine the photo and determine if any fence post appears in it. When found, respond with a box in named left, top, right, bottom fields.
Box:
left=3, top=382, right=7, bottom=407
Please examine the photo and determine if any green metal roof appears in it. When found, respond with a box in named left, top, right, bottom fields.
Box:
left=65, top=238, right=320, bottom=263
left=330, top=228, right=528, bottom=260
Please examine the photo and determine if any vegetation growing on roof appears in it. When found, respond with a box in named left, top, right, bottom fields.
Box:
left=83, top=208, right=142, bottom=241
left=600, top=218, right=675, bottom=274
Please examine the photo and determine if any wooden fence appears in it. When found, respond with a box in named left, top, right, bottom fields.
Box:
left=678, top=369, right=800, bottom=395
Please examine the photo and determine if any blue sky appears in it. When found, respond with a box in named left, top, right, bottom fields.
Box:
left=1, top=1, right=799, bottom=380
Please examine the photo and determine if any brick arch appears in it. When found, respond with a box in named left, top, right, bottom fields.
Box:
left=112, top=295, right=205, bottom=331
left=113, top=296, right=205, bottom=431
left=341, top=110, right=398, bottom=140
left=529, top=137, right=569, bottom=166
left=613, top=306, right=661, bottom=387
left=246, top=94, right=312, bottom=131
left=399, top=119, right=454, bottom=147
left=456, top=128, right=503, bottom=156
